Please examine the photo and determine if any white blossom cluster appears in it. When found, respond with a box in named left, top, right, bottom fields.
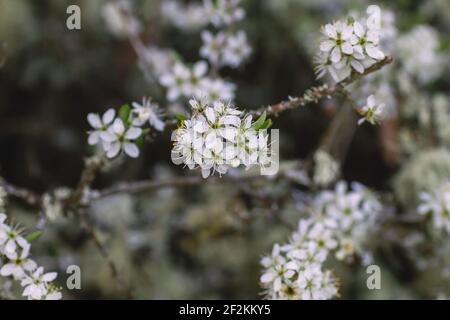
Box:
left=158, top=0, right=250, bottom=103
left=200, top=30, right=252, bottom=69
left=87, top=97, right=164, bottom=159
left=315, top=8, right=386, bottom=82
left=313, top=181, right=382, bottom=260
left=200, top=0, right=251, bottom=69
left=395, top=25, right=443, bottom=84
left=159, top=60, right=236, bottom=102
left=260, top=181, right=381, bottom=300
left=0, top=188, right=62, bottom=300
left=171, top=99, right=271, bottom=178
left=418, top=182, right=450, bottom=234
left=260, top=222, right=339, bottom=300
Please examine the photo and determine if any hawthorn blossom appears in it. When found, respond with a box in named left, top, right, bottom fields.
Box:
left=132, top=97, right=165, bottom=132
left=102, top=119, right=142, bottom=158
left=358, top=95, right=385, bottom=125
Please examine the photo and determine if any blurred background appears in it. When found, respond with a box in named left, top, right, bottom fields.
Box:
left=0, top=0, right=450, bottom=299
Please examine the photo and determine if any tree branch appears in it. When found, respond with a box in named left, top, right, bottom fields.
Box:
left=250, top=56, right=393, bottom=117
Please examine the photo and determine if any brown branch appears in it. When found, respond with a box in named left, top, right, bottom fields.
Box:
left=63, top=155, right=106, bottom=212
left=94, top=172, right=275, bottom=200
left=0, top=178, right=41, bottom=207
left=250, top=56, right=393, bottom=117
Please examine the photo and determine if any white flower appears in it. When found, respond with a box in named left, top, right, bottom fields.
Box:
left=161, top=0, right=209, bottom=31
left=0, top=210, right=62, bottom=300
left=0, top=247, right=37, bottom=280
left=200, top=31, right=227, bottom=66
left=102, top=119, right=142, bottom=158
left=204, top=0, right=245, bottom=27
left=87, top=108, right=116, bottom=146
left=316, top=8, right=386, bottom=82
left=418, top=182, right=450, bottom=234
left=21, top=267, right=58, bottom=300
left=171, top=99, right=271, bottom=178
left=396, top=25, right=443, bottom=84
left=222, top=31, right=252, bottom=68
left=320, top=20, right=354, bottom=64
left=358, top=95, right=385, bottom=125
left=140, top=46, right=174, bottom=78
left=199, top=78, right=236, bottom=102
left=159, top=61, right=208, bottom=101
left=350, top=21, right=385, bottom=61
left=132, top=97, right=165, bottom=131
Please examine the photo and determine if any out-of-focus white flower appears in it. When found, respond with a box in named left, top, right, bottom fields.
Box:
left=260, top=181, right=381, bottom=299
left=87, top=109, right=116, bottom=146
left=161, top=0, right=209, bottom=31
left=222, top=31, right=252, bottom=68
left=418, top=182, right=450, bottom=234
left=313, top=150, right=340, bottom=186
left=396, top=25, right=443, bottom=84
left=200, top=31, right=227, bottom=66
left=132, top=97, right=165, bottom=132
left=102, top=119, right=142, bottom=158
left=199, top=78, right=236, bottom=102
left=260, top=218, right=339, bottom=300
left=101, top=1, right=141, bottom=38
left=200, top=30, right=251, bottom=69
left=204, top=0, right=245, bottom=27
left=140, top=46, right=175, bottom=78
left=159, top=61, right=208, bottom=101
left=358, top=95, right=385, bottom=125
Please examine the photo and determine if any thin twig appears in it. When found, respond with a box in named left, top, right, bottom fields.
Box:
left=94, top=172, right=276, bottom=200
left=0, top=178, right=41, bottom=207
left=250, top=56, right=393, bottom=117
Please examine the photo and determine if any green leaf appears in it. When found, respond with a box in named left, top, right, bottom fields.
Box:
left=261, top=118, right=273, bottom=130
left=176, top=114, right=187, bottom=127
left=26, top=231, right=43, bottom=243
left=252, top=112, right=267, bottom=130
left=135, top=129, right=149, bottom=147
left=118, top=104, right=131, bottom=123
